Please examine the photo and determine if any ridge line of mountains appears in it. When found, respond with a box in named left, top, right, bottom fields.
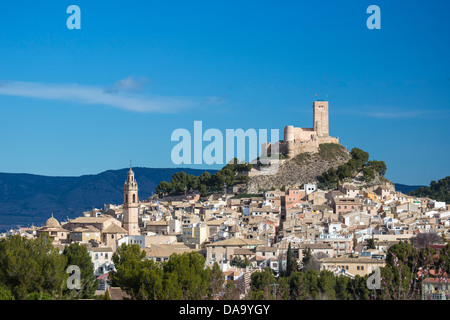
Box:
left=0, top=167, right=217, bottom=231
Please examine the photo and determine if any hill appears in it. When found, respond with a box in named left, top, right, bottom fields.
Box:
left=407, top=176, right=450, bottom=202
left=247, top=143, right=352, bottom=192
left=394, top=183, right=426, bottom=195
left=0, top=167, right=216, bottom=231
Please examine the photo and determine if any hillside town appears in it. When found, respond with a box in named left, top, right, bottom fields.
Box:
left=2, top=166, right=449, bottom=300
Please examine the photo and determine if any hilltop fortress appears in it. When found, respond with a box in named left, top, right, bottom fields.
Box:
left=264, top=100, right=340, bottom=159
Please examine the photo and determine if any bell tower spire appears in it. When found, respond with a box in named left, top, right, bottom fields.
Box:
left=123, top=164, right=140, bottom=235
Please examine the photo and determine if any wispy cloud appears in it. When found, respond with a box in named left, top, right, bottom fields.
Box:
left=104, top=76, right=149, bottom=94
left=0, top=78, right=207, bottom=113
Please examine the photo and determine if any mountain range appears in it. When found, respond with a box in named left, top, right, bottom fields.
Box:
left=0, top=167, right=215, bottom=231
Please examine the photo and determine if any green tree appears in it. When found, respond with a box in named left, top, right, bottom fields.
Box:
left=285, top=243, right=298, bottom=277
left=301, top=247, right=312, bottom=269
left=230, top=256, right=251, bottom=268
left=62, top=243, right=98, bottom=299
left=0, top=284, right=14, bottom=300
left=368, top=160, right=387, bottom=176
left=0, top=234, right=68, bottom=300
left=337, top=164, right=353, bottom=181
left=378, top=242, right=422, bottom=300
left=249, top=267, right=277, bottom=300
left=349, top=275, right=371, bottom=300
left=350, top=148, right=369, bottom=165
left=318, top=270, right=336, bottom=299
left=302, top=269, right=320, bottom=299
left=163, top=252, right=217, bottom=300
left=362, top=167, right=375, bottom=182
left=366, top=238, right=376, bottom=250
left=110, top=243, right=151, bottom=299
left=223, top=280, right=240, bottom=300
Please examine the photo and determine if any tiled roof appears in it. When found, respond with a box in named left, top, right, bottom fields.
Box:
left=102, top=223, right=128, bottom=234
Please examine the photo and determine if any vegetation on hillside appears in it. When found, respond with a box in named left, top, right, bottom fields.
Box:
left=318, top=147, right=387, bottom=189
left=318, top=143, right=350, bottom=161
left=407, top=176, right=450, bottom=203
left=155, top=158, right=252, bottom=197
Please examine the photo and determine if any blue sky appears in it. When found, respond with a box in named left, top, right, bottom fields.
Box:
left=0, top=0, right=448, bottom=185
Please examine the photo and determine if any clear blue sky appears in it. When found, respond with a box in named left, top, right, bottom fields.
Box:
left=0, top=0, right=448, bottom=185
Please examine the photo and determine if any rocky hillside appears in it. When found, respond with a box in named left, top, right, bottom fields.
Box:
left=246, top=143, right=351, bottom=192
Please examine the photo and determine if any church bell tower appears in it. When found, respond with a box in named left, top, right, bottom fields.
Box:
left=123, top=166, right=140, bottom=235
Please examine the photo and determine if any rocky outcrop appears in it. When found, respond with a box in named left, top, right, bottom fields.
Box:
left=247, top=143, right=351, bottom=192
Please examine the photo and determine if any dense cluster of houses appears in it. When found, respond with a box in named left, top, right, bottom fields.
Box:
left=1, top=169, right=449, bottom=299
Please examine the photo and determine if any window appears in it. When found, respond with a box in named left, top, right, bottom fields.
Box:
left=133, top=194, right=136, bottom=203
left=211, top=253, right=216, bottom=259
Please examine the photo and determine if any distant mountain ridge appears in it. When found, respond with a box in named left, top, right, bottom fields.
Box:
left=394, top=183, right=426, bottom=195
left=0, top=167, right=216, bottom=231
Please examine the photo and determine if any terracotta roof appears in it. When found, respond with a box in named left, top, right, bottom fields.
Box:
left=206, top=238, right=264, bottom=247
left=423, top=277, right=450, bottom=283
left=102, top=223, right=128, bottom=234
left=146, top=220, right=169, bottom=226
left=319, top=257, right=386, bottom=264
left=233, top=248, right=255, bottom=255
left=69, top=216, right=115, bottom=224
left=72, top=225, right=100, bottom=233
left=45, top=216, right=61, bottom=228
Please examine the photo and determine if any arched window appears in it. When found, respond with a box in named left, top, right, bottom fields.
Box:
left=133, top=194, right=136, bottom=203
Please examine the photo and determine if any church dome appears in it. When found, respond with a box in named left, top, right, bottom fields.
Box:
left=45, top=215, right=61, bottom=228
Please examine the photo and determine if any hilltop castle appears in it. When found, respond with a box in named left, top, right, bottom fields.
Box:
left=264, top=100, right=340, bottom=159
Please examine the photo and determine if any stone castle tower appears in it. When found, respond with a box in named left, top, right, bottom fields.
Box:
left=262, top=100, right=339, bottom=160
left=123, top=167, right=140, bottom=235
left=313, top=100, right=329, bottom=137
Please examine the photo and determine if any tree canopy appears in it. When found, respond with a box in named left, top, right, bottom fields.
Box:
left=155, top=158, right=253, bottom=197
left=0, top=235, right=68, bottom=300
left=408, top=176, right=450, bottom=203
left=109, top=243, right=223, bottom=300
left=318, top=147, right=387, bottom=189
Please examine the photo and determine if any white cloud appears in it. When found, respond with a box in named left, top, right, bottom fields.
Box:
left=105, top=76, right=148, bottom=94
left=0, top=79, right=195, bottom=113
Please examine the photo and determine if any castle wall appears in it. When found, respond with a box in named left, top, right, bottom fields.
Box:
left=292, top=127, right=315, bottom=141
